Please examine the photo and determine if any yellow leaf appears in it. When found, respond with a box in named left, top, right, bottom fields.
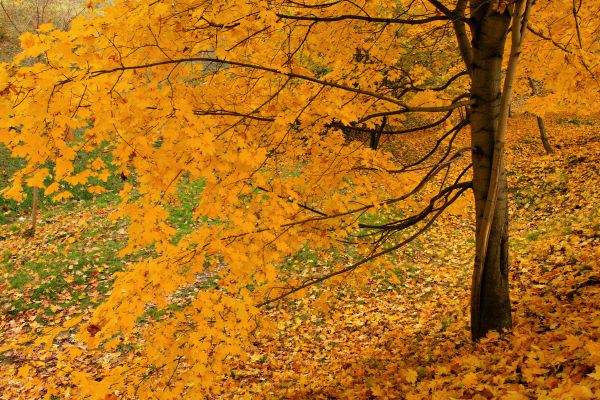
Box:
left=17, top=365, right=32, bottom=378
left=90, top=157, right=106, bottom=170
left=2, top=182, right=24, bottom=202
left=26, top=168, right=49, bottom=188
left=585, top=341, right=600, bottom=363
left=20, top=32, right=36, bottom=49
left=371, top=384, right=386, bottom=397
left=37, top=23, right=54, bottom=33
left=566, top=385, right=594, bottom=400
left=0, top=64, right=9, bottom=91
left=564, top=334, right=583, bottom=350
left=33, top=328, right=60, bottom=350
left=502, top=391, right=529, bottom=400
left=53, top=191, right=73, bottom=201
left=44, top=182, right=60, bottom=195
left=66, top=170, right=90, bottom=185
left=89, top=185, right=107, bottom=194
left=63, top=316, right=82, bottom=329
left=403, top=368, right=418, bottom=384
left=587, top=365, right=600, bottom=380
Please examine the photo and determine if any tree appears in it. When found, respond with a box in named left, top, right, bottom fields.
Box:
left=1, top=0, right=86, bottom=235
left=0, top=0, right=84, bottom=60
left=0, top=0, right=598, bottom=397
left=528, top=77, right=553, bottom=154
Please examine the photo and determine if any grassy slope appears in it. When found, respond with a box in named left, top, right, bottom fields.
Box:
left=0, top=114, right=598, bottom=399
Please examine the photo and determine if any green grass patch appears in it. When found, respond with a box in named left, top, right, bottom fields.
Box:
left=168, top=178, right=206, bottom=244
left=0, top=206, right=128, bottom=323
left=557, top=117, right=596, bottom=126
left=0, top=141, right=125, bottom=225
left=526, top=230, right=541, bottom=241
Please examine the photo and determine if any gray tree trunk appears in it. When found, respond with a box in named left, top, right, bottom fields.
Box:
left=28, top=186, right=39, bottom=237
left=528, top=78, right=553, bottom=154
left=469, top=3, right=513, bottom=340
left=537, top=116, right=553, bottom=154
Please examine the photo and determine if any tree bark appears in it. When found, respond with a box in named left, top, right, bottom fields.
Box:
left=537, top=116, right=553, bottom=154
left=369, top=116, right=386, bottom=150
left=28, top=186, right=39, bottom=237
left=469, top=2, right=513, bottom=340
left=528, top=78, right=554, bottom=154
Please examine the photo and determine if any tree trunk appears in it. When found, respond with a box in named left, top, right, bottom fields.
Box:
left=369, top=116, right=386, bottom=150
left=469, top=4, right=513, bottom=340
left=537, top=116, right=553, bottom=154
left=528, top=78, right=554, bottom=154
left=28, top=186, right=39, bottom=237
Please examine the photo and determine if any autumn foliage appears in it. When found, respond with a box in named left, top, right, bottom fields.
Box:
left=0, top=0, right=598, bottom=398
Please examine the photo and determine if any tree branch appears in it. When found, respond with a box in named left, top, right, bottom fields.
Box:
left=358, top=181, right=472, bottom=230
left=452, top=0, right=473, bottom=75
left=527, top=25, right=572, bottom=54
left=332, top=109, right=453, bottom=134
left=193, top=109, right=275, bottom=122
left=426, top=0, right=453, bottom=16
left=275, top=13, right=449, bottom=24
left=258, top=182, right=471, bottom=307
left=90, top=57, right=474, bottom=112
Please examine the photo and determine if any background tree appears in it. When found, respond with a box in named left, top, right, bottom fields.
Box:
left=0, top=0, right=598, bottom=397
left=0, top=0, right=83, bottom=59
left=0, top=0, right=85, bottom=234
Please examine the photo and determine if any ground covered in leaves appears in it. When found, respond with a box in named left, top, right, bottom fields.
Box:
left=0, top=115, right=598, bottom=399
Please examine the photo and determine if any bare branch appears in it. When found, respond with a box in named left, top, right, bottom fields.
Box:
left=286, top=0, right=343, bottom=9
left=331, top=109, right=454, bottom=135
left=452, top=0, right=473, bottom=75
left=256, top=186, right=328, bottom=217
left=572, top=0, right=583, bottom=49
left=193, top=109, right=275, bottom=122
left=426, top=0, right=453, bottom=16
left=527, top=25, right=572, bottom=54
left=359, top=181, right=472, bottom=230
left=275, top=13, right=449, bottom=24
left=392, top=70, right=469, bottom=99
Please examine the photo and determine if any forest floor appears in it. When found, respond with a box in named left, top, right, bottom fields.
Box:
left=0, top=114, right=598, bottom=399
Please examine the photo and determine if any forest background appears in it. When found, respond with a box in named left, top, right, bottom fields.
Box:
left=0, top=0, right=598, bottom=399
